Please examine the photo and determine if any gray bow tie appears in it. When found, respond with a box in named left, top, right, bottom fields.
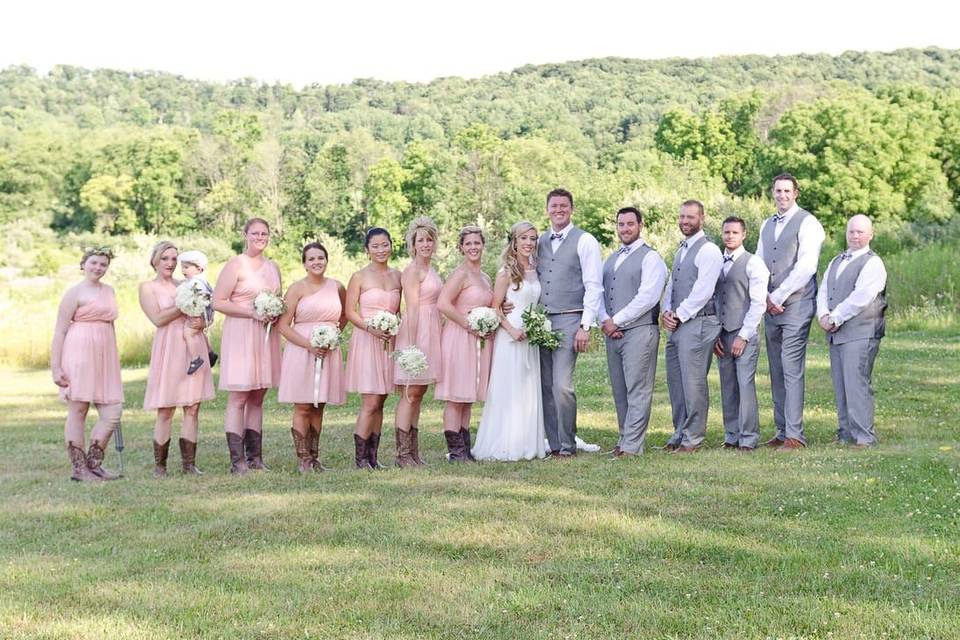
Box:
left=618, top=246, right=630, bottom=255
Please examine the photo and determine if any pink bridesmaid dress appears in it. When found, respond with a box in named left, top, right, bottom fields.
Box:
left=218, top=258, right=282, bottom=391
left=434, top=283, right=494, bottom=403
left=278, top=278, right=346, bottom=405
left=59, top=286, right=124, bottom=405
left=345, top=287, right=401, bottom=394
left=143, top=282, right=216, bottom=410
left=394, top=269, right=443, bottom=386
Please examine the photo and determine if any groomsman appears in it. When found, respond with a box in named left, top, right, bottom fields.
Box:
left=712, top=216, right=770, bottom=451
left=756, top=174, right=825, bottom=450
left=817, top=214, right=887, bottom=448
left=598, top=207, right=668, bottom=457
left=661, top=200, right=723, bottom=453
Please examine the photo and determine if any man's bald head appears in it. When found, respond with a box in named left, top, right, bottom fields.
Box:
left=846, top=215, right=874, bottom=251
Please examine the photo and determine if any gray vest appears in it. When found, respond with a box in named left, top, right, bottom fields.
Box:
left=602, top=244, right=659, bottom=329
left=670, top=235, right=717, bottom=316
left=538, top=227, right=586, bottom=314
left=825, top=251, right=887, bottom=344
left=761, top=208, right=817, bottom=305
left=714, top=252, right=752, bottom=333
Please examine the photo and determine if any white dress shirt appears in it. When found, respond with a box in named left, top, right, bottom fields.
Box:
left=816, top=245, right=888, bottom=326
left=722, top=246, right=770, bottom=342
left=662, top=230, right=723, bottom=322
left=597, top=239, right=668, bottom=327
left=756, top=203, right=826, bottom=306
left=547, top=221, right=604, bottom=327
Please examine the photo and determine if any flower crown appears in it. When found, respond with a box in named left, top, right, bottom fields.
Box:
left=82, top=245, right=115, bottom=260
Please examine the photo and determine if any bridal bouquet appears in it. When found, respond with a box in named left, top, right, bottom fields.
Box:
left=309, top=325, right=341, bottom=407
left=467, top=306, right=500, bottom=349
left=253, top=290, right=286, bottom=344
left=521, top=303, right=564, bottom=351
left=366, top=310, right=400, bottom=351
left=391, top=346, right=428, bottom=377
left=175, top=280, right=211, bottom=318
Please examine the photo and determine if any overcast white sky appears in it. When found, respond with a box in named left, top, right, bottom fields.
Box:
left=2, top=0, right=958, bottom=86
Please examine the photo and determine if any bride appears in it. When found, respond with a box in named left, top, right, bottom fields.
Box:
left=472, top=221, right=548, bottom=461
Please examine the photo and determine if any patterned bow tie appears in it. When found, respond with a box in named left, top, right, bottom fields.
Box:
left=550, top=233, right=564, bottom=241
left=618, top=245, right=631, bottom=255
left=679, top=240, right=688, bottom=249
left=840, top=251, right=852, bottom=261
left=774, top=214, right=785, bottom=223
left=723, top=255, right=734, bottom=263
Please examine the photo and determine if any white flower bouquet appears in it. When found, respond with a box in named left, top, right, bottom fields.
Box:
left=253, top=290, right=286, bottom=344
left=309, top=325, right=341, bottom=408
left=391, top=346, right=428, bottom=378
left=366, top=310, right=400, bottom=351
left=521, top=303, right=564, bottom=351
left=467, top=306, right=500, bottom=349
left=310, top=325, right=341, bottom=351
left=175, top=280, right=211, bottom=317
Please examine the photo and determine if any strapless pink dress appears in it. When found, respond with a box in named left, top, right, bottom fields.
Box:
left=394, top=269, right=443, bottom=386
left=59, top=286, right=124, bottom=405
left=434, top=284, right=493, bottom=403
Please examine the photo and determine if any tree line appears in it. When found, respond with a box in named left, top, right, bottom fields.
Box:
left=1, top=48, right=959, bottom=255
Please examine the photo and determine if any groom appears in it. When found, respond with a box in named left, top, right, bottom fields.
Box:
left=536, top=188, right=604, bottom=457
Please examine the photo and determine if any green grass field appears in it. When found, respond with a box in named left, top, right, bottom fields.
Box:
left=2, top=324, right=958, bottom=639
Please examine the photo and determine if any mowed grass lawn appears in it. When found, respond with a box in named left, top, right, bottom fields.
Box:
left=1, top=327, right=958, bottom=639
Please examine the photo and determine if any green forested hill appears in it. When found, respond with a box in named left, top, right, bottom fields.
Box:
left=2, top=47, right=959, bottom=253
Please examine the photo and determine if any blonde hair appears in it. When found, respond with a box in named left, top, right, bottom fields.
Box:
left=500, top=221, right=537, bottom=290
left=149, top=241, right=178, bottom=271
left=457, top=224, right=485, bottom=249
left=405, top=216, right=439, bottom=256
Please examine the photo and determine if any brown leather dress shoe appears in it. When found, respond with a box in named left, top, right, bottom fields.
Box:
left=662, top=443, right=679, bottom=452
left=765, top=437, right=785, bottom=448
left=778, top=438, right=806, bottom=451
left=673, top=446, right=699, bottom=454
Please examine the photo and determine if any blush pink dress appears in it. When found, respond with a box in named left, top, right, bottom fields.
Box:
left=142, top=282, right=216, bottom=410
left=59, top=286, right=124, bottom=405
left=345, top=287, right=401, bottom=395
left=394, top=269, right=443, bottom=386
left=278, top=278, right=346, bottom=405
left=218, top=257, right=282, bottom=391
left=434, top=283, right=494, bottom=403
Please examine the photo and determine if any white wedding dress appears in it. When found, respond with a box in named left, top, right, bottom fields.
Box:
left=472, top=269, right=548, bottom=461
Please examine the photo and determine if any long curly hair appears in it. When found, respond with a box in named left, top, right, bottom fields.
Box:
left=500, top=221, right=538, bottom=291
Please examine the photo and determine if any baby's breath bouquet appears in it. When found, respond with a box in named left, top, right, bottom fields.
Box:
left=391, top=346, right=428, bottom=377
left=466, top=306, right=500, bottom=349
left=175, top=280, right=211, bottom=317
left=366, top=310, right=400, bottom=351
left=521, top=303, right=563, bottom=351
left=253, top=290, right=286, bottom=344
left=308, top=325, right=341, bottom=408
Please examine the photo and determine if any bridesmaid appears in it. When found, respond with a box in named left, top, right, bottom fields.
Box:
left=139, top=241, right=216, bottom=477
left=393, top=216, right=442, bottom=467
left=344, top=227, right=402, bottom=470
left=436, top=225, right=494, bottom=462
left=277, top=242, right=347, bottom=472
left=50, top=247, right=123, bottom=481
left=212, top=218, right=283, bottom=474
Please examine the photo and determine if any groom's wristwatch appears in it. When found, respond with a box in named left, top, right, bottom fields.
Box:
left=580, top=324, right=591, bottom=332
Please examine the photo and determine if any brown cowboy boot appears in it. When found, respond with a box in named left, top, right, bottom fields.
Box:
left=354, top=433, right=372, bottom=470
left=291, top=428, right=313, bottom=474
left=153, top=440, right=169, bottom=477
left=395, top=428, right=416, bottom=468
left=68, top=442, right=101, bottom=481
left=307, top=426, right=327, bottom=472
left=226, top=432, right=249, bottom=475
left=243, top=429, right=269, bottom=471
left=460, top=427, right=477, bottom=462
left=367, top=432, right=385, bottom=470
left=408, top=426, right=426, bottom=466
left=179, top=438, right=202, bottom=475
left=444, top=430, right=468, bottom=463
left=86, top=441, right=119, bottom=480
